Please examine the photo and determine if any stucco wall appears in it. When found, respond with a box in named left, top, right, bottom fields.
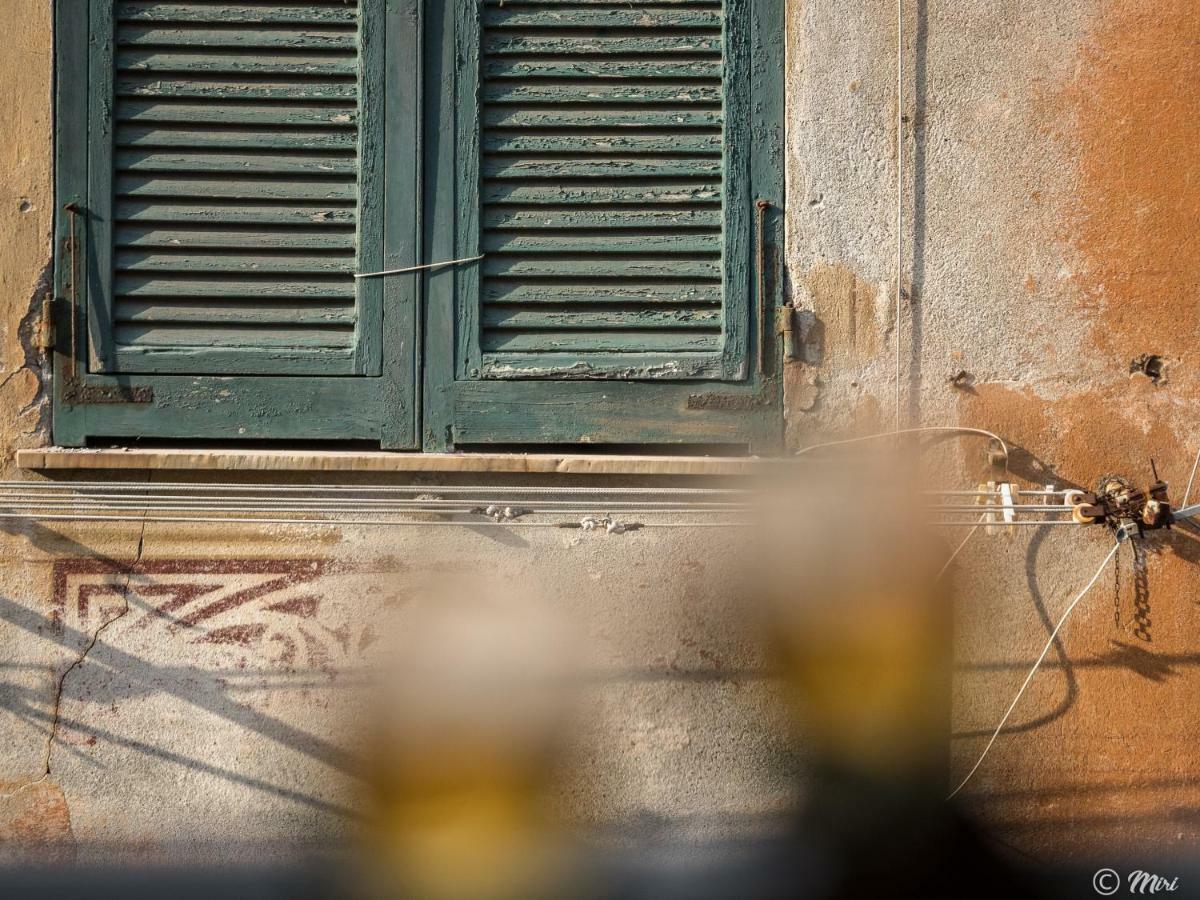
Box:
left=2, top=0, right=1199, bottom=869
left=781, top=0, right=1200, bottom=862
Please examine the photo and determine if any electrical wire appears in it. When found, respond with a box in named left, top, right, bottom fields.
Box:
left=932, top=521, right=1078, bottom=527
left=0, top=475, right=1088, bottom=529
left=947, top=539, right=1122, bottom=800
left=0, top=498, right=750, bottom=512
left=0, top=512, right=749, bottom=529
left=895, top=0, right=905, bottom=429
left=934, top=514, right=987, bottom=582
left=0, top=483, right=1060, bottom=498
left=795, top=426, right=1010, bottom=471
left=1182, top=445, right=1200, bottom=507
left=0, top=481, right=750, bottom=496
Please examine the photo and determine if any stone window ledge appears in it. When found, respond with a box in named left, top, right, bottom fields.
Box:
left=16, top=447, right=762, bottom=477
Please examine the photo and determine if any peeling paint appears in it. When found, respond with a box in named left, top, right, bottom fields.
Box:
left=0, top=778, right=75, bottom=861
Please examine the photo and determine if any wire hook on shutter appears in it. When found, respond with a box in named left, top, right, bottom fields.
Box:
left=355, top=254, right=485, bottom=280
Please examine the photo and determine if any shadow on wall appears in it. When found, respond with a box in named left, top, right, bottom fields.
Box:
left=0, top=522, right=798, bottom=863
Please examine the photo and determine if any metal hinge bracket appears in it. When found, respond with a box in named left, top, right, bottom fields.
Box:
left=36, top=295, right=55, bottom=352
left=775, top=305, right=799, bottom=361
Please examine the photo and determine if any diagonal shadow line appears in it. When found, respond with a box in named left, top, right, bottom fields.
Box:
left=952, top=525, right=1079, bottom=740
left=1, top=518, right=140, bottom=567
left=956, top=642, right=1189, bottom=677
left=0, top=593, right=360, bottom=776
left=7, top=695, right=358, bottom=819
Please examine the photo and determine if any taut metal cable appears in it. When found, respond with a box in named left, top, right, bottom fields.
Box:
left=0, top=512, right=751, bottom=529
left=0, top=479, right=1085, bottom=527
left=1182, top=445, right=1200, bottom=507
left=947, top=540, right=1122, bottom=800
left=0, top=481, right=751, bottom=496
left=934, top=514, right=987, bottom=582
left=895, top=0, right=905, bottom=429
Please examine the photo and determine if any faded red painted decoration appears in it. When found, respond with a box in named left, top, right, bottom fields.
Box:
left=48, top=558, right=358, bottom=669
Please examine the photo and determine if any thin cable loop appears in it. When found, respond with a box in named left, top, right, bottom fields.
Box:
left=795, top=426, right=1010, bottom=471
left=947, top=540, right=1121, bottom=800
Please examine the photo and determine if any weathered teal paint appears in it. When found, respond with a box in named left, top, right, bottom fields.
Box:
left=53, top=0, right=409, bottom=446
left=54, top=0, right=784, bottom=452
left=378, top=0, right=422, bottom=449
left=465, top=0, right=731, bottom=377
left=422, top=0, right=785, bottom=450
left=96, top=0, right=377, bottom=376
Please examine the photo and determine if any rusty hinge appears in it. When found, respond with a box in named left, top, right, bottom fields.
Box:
left=775, top=305, right=799, bottom=362
left=57, top=202, right=153, bottom=406
left=36, top=295, right=55, bottom=352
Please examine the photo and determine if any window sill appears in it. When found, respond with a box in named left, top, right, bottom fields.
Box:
left=15, top=447, right=763, bottom=477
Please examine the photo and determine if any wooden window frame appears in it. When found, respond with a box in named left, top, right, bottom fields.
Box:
left=51, top=0, right=784, bottom=453
left=420, top=0, right=785, bottom=451
left=52, top=0, right=418, bottom=447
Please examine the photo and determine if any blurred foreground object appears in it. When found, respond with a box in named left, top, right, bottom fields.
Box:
left=759, top=465, right=1038, bottom=898
left=358, top=579, right=583, bottom=900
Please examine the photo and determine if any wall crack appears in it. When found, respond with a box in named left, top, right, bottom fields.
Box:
left=0, top=518, right=147, bottom=800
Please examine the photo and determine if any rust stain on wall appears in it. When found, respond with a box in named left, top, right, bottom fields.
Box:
left=1062, top=0, right=1200, bottom=371
left=963, top=2, right=1200, bottom=488
left=804, top=263, right=881, bottom=367
left=959, top=382, right=1183, bottom=489
left=0, top=779, right=75, bottom=860
left=956, top=12, right=1200, bottom=837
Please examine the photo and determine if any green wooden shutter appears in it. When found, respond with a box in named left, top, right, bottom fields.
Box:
left=423, top=0, right=783, bottom=449
left=93, top=0, right=379, bottom=376
left=53, top=0, right=419, bottom=447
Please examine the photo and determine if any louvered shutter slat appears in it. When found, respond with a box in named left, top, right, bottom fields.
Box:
left=114, top=3, right=358, bottom=25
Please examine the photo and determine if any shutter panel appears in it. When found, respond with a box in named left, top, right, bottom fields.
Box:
left=474, top=0, right=731, bottom=379
left=97, top=0, right=377, bottom=376
left=53, top=1, right=418, bottom=447
left=424, top=0, right=783, bottom=450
